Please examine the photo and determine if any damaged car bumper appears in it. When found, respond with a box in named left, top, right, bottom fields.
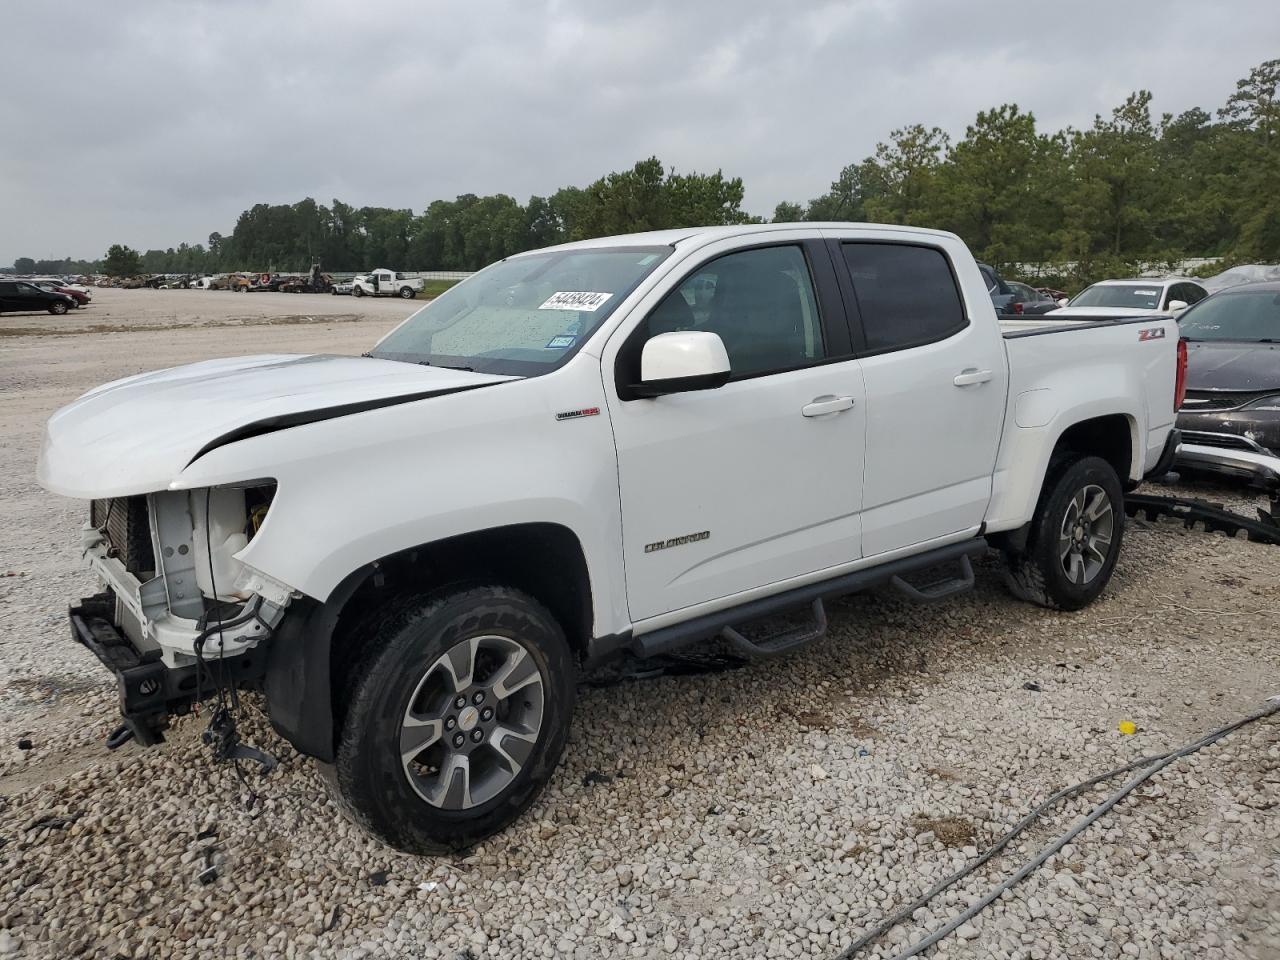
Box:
left=1176, top=431, right=1280, bottom=490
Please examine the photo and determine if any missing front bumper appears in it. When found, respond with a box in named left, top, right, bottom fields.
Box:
left=70, top=592, right=267, bottom=747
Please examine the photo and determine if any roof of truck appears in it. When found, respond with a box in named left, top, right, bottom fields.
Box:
left=525, top=222, right=961, bottom=255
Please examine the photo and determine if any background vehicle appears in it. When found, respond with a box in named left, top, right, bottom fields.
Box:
left=1007, top=281, right=1060, bottom=316
left=33, top=277, right=93, bottom=298
left=1174, top=281, right=1280, bottom=489
left=331, top=280, right=354, bottom=295
left=0, top=280, right=77, bottom=314
left=1050, top=278, right=1208, bottom=318
left=352, top=269, right=423, bottom=299
left=32, top=280, right=90, bottom=306
left=279, top=264, right=334, bottom=294
left=977, top=262, right=1016, bottom=313
left=38, top=224, right=1181, bottom=854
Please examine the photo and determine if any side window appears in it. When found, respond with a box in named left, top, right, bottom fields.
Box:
left=645, top=245, right=825, bottom=377
left=841, top=243, right=967, bottom=352
left=1185, top=284, right=1206, bottom=304
left=0, top=282, right=14, bottom=294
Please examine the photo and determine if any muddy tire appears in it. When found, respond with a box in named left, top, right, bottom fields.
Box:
left=1003, top=455, right=1124, bottom=611
left=326, top=585, right=575, bottom=854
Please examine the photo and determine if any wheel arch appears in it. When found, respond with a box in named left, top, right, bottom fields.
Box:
left=263, top=521, right=595, bottom=762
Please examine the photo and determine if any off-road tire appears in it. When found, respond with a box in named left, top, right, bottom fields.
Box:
left=1003, top=454, right=1124, bottom=611
left=325, top=585, right=575, bottom=854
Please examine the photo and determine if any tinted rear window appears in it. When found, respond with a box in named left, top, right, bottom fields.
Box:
left=842, top=243, right=968, bottom=352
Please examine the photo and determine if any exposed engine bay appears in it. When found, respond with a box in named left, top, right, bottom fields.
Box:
left=71, top=483, right=291, bottom=746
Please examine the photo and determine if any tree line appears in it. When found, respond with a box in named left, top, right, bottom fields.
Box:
left=9, top=59, right=1277, bottom=289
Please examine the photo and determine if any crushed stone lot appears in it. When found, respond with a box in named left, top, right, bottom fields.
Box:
left=1, top=289, right=1278, bottom=960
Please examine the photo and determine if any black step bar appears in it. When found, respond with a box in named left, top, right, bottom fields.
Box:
left=631, top=537, right=988, bottom=660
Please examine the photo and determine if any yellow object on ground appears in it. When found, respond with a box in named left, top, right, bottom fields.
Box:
left=1118, top=720, right=1137, bottom=736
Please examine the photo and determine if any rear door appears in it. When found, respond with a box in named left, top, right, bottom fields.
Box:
left=0, top=281, right=17, bottom=311
left=604, top=238, right=868, bottom=623
left=829, top=236, right=1007, bottom=557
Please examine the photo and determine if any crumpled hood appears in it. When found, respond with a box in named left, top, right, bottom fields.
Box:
left=1185, top=340, right=1280, bottom=392
left=38, top=354, right=514, bottom=499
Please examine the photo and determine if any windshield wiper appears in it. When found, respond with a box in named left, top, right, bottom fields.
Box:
left=414, top=360, right=476, bottom=372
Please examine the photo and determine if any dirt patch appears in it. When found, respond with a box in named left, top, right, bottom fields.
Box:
left=912, top=814, right=978, bottom=848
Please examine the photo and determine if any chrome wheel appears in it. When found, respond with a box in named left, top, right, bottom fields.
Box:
left=1058, top=483, right=1114, bottom=585
left=400, top=635, right=545, bottom=810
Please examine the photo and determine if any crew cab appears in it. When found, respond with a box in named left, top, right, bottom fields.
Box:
left=37, top=224, right=1184, bottom=854
left=352, top=269, right=423, bottom=299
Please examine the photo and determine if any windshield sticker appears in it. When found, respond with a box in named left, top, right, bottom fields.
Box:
left=539, top=291, right=613, bottom=311
left=637, top=254, right=660, bottom=265
left=545, top=335, right=576, bottom=349
left=1135, top=290, right=1158, bottom=297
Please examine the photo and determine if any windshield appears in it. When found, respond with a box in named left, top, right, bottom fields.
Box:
left=1178, top=290, right=1280, bottom=342
left=1070, top=284, right=1162, bottom=309
left=370, top=246, right=671, bottom=375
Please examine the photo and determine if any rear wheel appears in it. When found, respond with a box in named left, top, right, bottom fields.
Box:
left=1003, top=455, right=1124, bottom=611
left=327, top=586, right=575, bottom=854
left=399, top=286, right=416, bottom=299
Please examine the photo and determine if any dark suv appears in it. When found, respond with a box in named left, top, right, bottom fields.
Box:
left=0, top=280, right=77, bottom=315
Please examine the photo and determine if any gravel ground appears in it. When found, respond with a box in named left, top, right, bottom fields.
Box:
left=1, top=291, right=1278, bottom=960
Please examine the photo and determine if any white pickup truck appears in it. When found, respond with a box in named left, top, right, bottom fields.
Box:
left=38, top=224, right=1185, bottom=854
left=352, top=268, right=424, bottom=299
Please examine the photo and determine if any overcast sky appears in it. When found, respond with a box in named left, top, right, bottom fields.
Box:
left=2, top=0, right=1277, bottom=265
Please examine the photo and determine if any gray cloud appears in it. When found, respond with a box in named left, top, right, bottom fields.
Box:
left=2, top=0, right=1276, bottom=263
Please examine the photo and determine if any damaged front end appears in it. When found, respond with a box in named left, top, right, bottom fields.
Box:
left=73, top=484, right=290, bottom=746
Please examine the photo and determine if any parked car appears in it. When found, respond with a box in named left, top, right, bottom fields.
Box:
left=38, top=224, right=1183, bottom=853
left=352, top=269, right=423, bottom=299
left=0, top=280, right=77, bottom=314
left=32, top=280, right=90, bottom=307
left=331, top=280, right=354, bottom=295
left=1007, top=281, right=1061, bottom=316
left=1174, top=281, right=1280, bottom=489
left=977, top=262, right=1017, bottom=313
left=33, top=277, right=92, bottom=297
left=1050, top=279, right=1208, bottom=318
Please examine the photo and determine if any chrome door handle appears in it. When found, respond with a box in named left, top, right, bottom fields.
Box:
left=953, top=369, right=993, bottom=387
left=802, top=395, right=855, bottom=417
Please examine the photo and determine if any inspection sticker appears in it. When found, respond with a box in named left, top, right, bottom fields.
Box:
left=539, top=291, right=613, bottom=311
left=1135, top=290, right=1158, bottom=297
left=546, top=335, right=576, bottom=349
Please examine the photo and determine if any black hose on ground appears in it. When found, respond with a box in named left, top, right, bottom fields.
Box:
left=836, top=697, right=1280, bottom=959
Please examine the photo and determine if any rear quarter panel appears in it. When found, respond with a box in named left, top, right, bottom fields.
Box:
left=985, top=317, right=1179, bottom=532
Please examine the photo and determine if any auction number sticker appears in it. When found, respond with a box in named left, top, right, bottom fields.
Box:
left=539, top=291, right=613, bottom=311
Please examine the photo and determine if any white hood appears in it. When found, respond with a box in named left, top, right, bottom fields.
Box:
left=38, top=354, right=514, bottom=499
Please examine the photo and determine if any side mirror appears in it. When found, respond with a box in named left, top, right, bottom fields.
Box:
left=1057, top=297, right=1070, bottom=307
left=1168, top=299, right=1188, bottom=313
left=634, top=331, right=731, bottom=397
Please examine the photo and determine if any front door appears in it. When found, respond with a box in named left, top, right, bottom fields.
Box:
left=605, top=241, right=867, bottom=624
left=831, top=237, right=1007, bottom=556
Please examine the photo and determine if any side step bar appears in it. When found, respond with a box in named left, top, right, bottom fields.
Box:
left=631, top=537, right=987, bottom=660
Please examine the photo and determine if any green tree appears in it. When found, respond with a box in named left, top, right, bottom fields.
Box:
left=863, top=125, right=949, bottom=225
left=13, top=257, right=35, bottom=274
left=772, top=201, right=805, bottom=222
left=103, top=244, right=143, bottom=277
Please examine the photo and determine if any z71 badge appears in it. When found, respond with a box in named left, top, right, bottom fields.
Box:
left=1138, top=327, right=1167, bottom=341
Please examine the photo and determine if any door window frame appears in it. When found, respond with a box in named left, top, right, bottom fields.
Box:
left=826, top=238, right=972, bottom=357
left=613, top=238, right=854, bottom=400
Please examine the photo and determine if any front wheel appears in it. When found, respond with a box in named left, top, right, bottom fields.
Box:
left=1003, top=455, right=1124, bottom=611
left=48, top=301, right=69, bottom=315
left=327, top=586, right=575, bottom=854
left=352, top=286, right=364, bottom=297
